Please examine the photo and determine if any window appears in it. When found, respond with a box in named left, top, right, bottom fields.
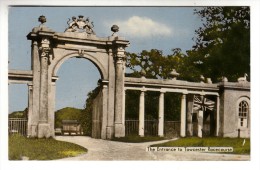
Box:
left=238, top=101, right=249, bottom=127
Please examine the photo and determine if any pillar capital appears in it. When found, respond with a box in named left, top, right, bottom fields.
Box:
left=39, top=37, right=52, bottom=64
left=160, top=89, right=166, bottom=93
left=114, top=54, right=125, bottom=64
left=141, top=86, right=146, bottom=92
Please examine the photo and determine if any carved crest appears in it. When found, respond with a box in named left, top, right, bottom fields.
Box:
left=65, top=15, right=95, bottom=35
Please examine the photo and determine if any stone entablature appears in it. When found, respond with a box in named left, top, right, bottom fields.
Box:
left=218, top=81, right=250, bottom=90
left=124, top=77, right=219, bottom=95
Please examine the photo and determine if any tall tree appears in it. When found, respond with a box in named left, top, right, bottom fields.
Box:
left=126, top=48, right=200, bottom=81
left=189, top=7, right=250, bottom=82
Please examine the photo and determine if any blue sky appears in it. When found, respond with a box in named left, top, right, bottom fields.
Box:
left=8, top=7, right=203, bottom=113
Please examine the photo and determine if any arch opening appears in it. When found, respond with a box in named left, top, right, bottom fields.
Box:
left=53, top=52, right=107, bottom=80
left=54, top=57, right=101, bottom=136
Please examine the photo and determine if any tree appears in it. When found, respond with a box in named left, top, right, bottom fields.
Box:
left=126, top=48, right=200, bottom=81
left=125, top=49, right=191, bottom=121
left=54, top=107, right=83, bottom=128
left=80, top=85, right=101, bottom=136
left=189, top=7, right=250, bottom=82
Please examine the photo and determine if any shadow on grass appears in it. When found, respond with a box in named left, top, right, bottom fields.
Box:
left=9, top=134, right=87, bottom=160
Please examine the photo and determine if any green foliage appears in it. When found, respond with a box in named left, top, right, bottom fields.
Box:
left=81, top=85, right=101, bottom=136
left=9, top=134, right=87, bottom=160
left=164, top=93, right=181, bottom=121
left=125, top=49, right=192, bottom=121
left=126, top=49, right=200, bottom=81
left=190, top=7, right=250, bottom=82
left=152, top=137, right=250, bottom=154
left=125, top=7, right=250, bottom=83
left=125, top=90, right=181, bottom=121
left=9, top=108, right=28, bottom=119
left=125, top=90, right=140, bottom=119
left=55, top=107, right=83, bottom=128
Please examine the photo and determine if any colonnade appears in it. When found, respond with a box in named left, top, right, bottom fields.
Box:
left=124, top=87, right=220, bottom=137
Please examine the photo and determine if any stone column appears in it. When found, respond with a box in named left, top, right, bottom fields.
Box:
left=158, top=91, right=165, bottom=137
left=106, top=50, right=115, bottom=139
left=122, top=89, right=126, bottom=126
left=215, top=95, right=220, bottom=136
left=38, top=38, right=51, bottom=138
left=114, top=49, right=125, bottom=137
left=48, top=81, right=56, bottom=137
left=139, top=90, right=145, bottom=137
left=198, top=110, right=204, bottom=138
left=101, top=84, right=108, bottom=139
left=180, top=94, right=187, bottom=137
left=186, top=95, right=194, bottom=136
left=27, top=83, right=33, bottom=137
left=31, top=41, right=40, bottom=137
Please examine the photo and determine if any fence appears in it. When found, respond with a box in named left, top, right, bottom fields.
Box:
left=8, top=118, right=28, bottom=136
left=125, top=119, right=139, bottom=135
left=125, top=119, right=180, bottom=137
left=164, top=121, right=180, bottom=138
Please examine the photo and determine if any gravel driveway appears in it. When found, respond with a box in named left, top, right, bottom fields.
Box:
left=55, top=136, right=250, bottom=161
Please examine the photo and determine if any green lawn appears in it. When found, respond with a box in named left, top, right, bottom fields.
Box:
left=152, top=137, right=250, bottom=154
left=9, top=134, right=87, bottom=160
left=112, top=135, right=166, bottom=143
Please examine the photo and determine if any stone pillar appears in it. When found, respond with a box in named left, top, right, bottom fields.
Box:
left=180, top=94, right=187, bottom=137
left=158, top=91, right=165, bottom=137
left=122, top=89, right=126, bottom=126
left=106, top=50, right=115, bottom=139
left=27, top=83, right=33, bottom=137
left=186, top=95, right=194, bottom=136
left=114, top=48, right=125, bottom=138
left=48, top=82, right=56, bottom=137
left=139, top=90, right=145, bottom=137
left=101, top=84, right=108, bottom=139
left=31, top=41, right=40, bottom=137
left=215, top=95, right=220, bottom=136
left=198, top=110, right=204, bottom=138
left=38, top=38, right=51, bottom=138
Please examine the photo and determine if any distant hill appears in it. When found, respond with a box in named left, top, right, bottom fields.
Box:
left=9, top=108, right=28, bottom=119
left=55, top=107, right=83, bottom=128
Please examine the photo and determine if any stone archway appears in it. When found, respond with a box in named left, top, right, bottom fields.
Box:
left=26, top=15, right=129, bottom=139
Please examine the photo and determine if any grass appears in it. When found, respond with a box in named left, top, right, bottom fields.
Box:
left=9, top=134, right=87, bottom=160
left=152, top=137, right=250, bottom=155
left=112, top=135, right=166, bottom=143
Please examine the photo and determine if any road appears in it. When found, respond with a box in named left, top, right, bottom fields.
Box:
left=55, top=136, right=250, bottom=161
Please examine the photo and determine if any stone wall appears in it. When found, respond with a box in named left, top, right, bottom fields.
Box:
left=219, top=82, right=250, bottom=138
left=92, top=90, right=103, bottom=139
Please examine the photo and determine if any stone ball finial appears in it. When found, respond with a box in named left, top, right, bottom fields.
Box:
left=222, top=76, right=228, bottom=82
left=200, top=75, right=205, bottom=83
left=111, top=25, right=119, bottom=36
left=169, top=69, right=179, bottom=80
left=206, top=78, right=212, bottom=84
left=38, top=15, right=46, bottom=25
left=140, top=69, right=146, bottom=77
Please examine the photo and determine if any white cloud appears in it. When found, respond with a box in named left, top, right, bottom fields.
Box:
left=113, top=16, right=172, bottom=38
